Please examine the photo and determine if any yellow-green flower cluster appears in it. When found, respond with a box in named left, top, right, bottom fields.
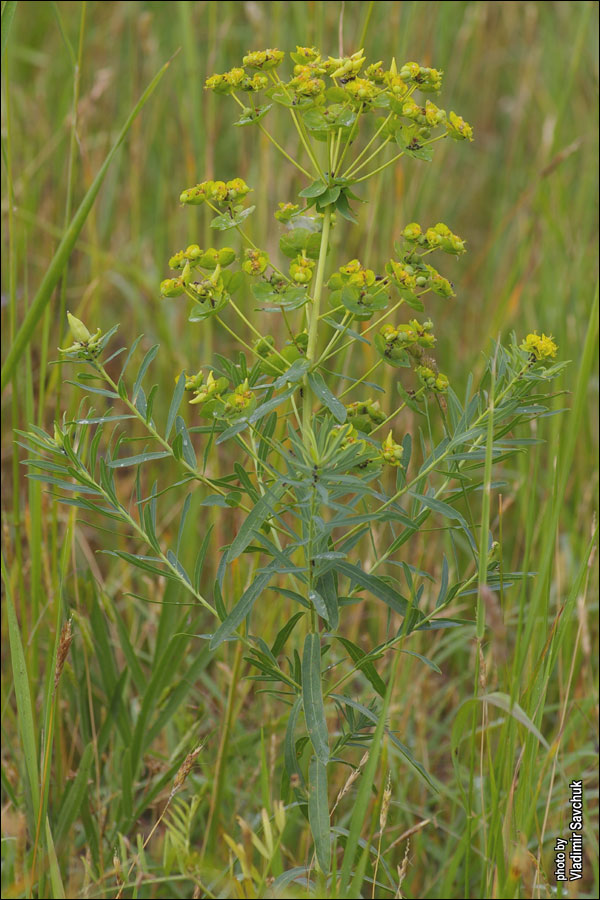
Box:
left=364, top=61, right=386, bottom=84
left=161, top=262, right=225, bottom=304
left=242, top=249, right=269, bottom=276
left=380, top=319, right=436, bottom=354
left=160, top=277, right=185, bottom=298
left=422, top=264, right=455, bottom=299
left=206, top=69, right=268, bottom=93
left=401, top=98, right=445, bottom=125
left=446, top=110, right=474, bottom=141
left=324, top=50, right=366, bottom=79
left=168, top=245, right=236, bottom=270
left=290, top=256, right=315, bottom=284
left=416, top=365, right=449, bottom=392
left=520, top=332, right=558, bottom=361
left=346, top=399, right=386, bottom=434
left=385, top=259, right=418, bottom=292
left=337, top=259, right=376, bottom=288
left=274, top=202, right=299, bottom=223
left=179, top=178, right=251, bottom=206
left=381, top=431, right=404, bottom=466
left=402, top=222, right=465, bottom=255
left=399, top=61, right=443, bottom=93
left=288, top=70, right=325, bottom=97
left=387, top=242, right=456, bottom=300
left=384, top=70, right=409, bottom=99
left=222, top=380, right=257, bottom=417
left=243, top=48, right=285, bottom=70
left=343, top=77, right=380, bottom=103
left=186, top=370, right=229, bottom=408
left=291, top=46, right=321, bottom=65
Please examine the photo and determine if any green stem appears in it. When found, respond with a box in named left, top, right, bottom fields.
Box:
left=302, top=206, right=332, bottom=433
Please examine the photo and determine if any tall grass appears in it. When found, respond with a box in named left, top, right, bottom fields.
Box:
left=1, top=2, right=598, bottom=898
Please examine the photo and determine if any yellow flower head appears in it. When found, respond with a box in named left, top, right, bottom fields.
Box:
left=243, top=49, right=284, bottom=70
left=446, top=111, right=474, bottom=141
left=520, top=332, right=558, bottom=361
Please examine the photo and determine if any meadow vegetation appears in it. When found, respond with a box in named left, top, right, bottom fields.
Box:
left=1, top=2, right=598, bottom=898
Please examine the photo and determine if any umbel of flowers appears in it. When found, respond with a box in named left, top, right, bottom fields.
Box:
left=155, top=46, right=479, bottom=466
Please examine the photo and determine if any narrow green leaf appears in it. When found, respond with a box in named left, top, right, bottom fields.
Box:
left=308, top=757, right=331, bottom=873
left=1, top=2, right=18, bottom=63
left=175, top=415, right=197, bottom=468
left=227, top=483, right=285, bottom=562
left=121, top=748, right=133, bottom=823
left=333, top=637, right=386, bottom=698
left=335, top=561, right=411, bottom=618
left=107, top=450, right=171, bottom=468
left=132, top=344, right=159, bottom=401
left=209, top=570, right=274, bottom=650
left=166, top=373, right=187, bottom=439
left=45, top=818, right=66, bottom=899
left=283, top=697, right=306, bottom=788
left=2, top=556, right=39, bottom=820
left=54, top=742, right=94, bottom=846
left=271, top=611, right=305, bottom=656
left=308, top=372, right=346, bottom=423
left=302, top=633, right=329, bottom=766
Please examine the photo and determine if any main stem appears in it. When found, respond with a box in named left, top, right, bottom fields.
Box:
left=302, top=206, right=332, bottom=435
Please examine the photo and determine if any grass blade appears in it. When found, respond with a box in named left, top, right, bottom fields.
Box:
left=0, top=53, right=175, bottom=392
left=2, top=555, right=40, bottom=822
left=1, top=1, right=18, bottom=62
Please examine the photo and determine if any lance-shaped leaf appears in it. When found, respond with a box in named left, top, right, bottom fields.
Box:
left=227, top=483, right=286, bottom=562
left=302, top=633, right=329, bottom=765
left=308, top=372, right=346, bottom=423
left=209, top=569, right=274, bottom=650
left=308, top=757, right=331, bottom=873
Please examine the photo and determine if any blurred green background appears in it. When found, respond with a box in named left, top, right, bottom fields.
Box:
left=1, top=2, right=598, bottom=897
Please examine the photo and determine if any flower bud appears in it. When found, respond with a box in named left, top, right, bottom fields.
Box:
left=67, top=312, right=91, bottom=343
left=218, top=247, right=237, bottom=267
left=181, top=261, right=192, bottom=286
